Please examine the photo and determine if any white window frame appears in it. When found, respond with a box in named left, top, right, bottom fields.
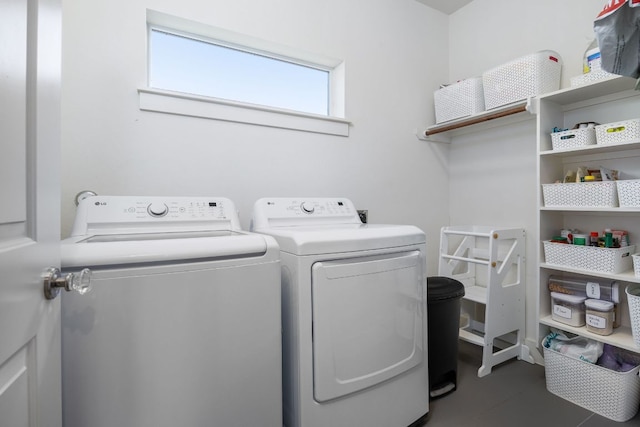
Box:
left=140, top=10, right=349, bottom=136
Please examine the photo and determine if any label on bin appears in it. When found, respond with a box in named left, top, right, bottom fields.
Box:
left=586, top=313, right=606, bottom=329
left=586, top=282, right=600, bottom=299
left=553, top=304, right=572, bottom=319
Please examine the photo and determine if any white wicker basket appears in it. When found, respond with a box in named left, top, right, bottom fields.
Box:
left=434, top=77, right=485, bottom=124
left=626, top=285, right=640, bottom=346
left=570, top=69, right=617, bottom=87
left=542, top=241, right=635, bottom=274
left=482, top=50, right=562, bottom=110
left=633, top=254, right=640, bottom=278
left=542, top=181, right=618, bottom=208
left=550, top=128, right=597, bottom=150
left=544, top=347, right=640, bottom=422
left=595, top=118, right=640, bottom=145
left=616, top=179, right=640, bottom=207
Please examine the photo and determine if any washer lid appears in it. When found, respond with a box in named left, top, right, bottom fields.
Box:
left=79, top=230, right=235, bottom=243
left=61, top=232, right=275, bottom=268
left=254, top=223, right=426, bottom=255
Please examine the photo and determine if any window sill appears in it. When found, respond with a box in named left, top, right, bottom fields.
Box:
left=138, top=88, right=350, bottom=136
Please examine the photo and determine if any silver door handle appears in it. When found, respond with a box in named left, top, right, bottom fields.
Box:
left=44, top=267, right=92, bottom=300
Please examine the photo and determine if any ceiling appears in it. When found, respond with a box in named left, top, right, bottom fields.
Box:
left=415, top=0, right=473, bottom=15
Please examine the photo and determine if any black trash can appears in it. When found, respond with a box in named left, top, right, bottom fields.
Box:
left=426, top=276, right=465, bottom=399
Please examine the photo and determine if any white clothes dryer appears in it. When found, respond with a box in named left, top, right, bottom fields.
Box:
left=61, top=196, right=282, bottom=427
left=251, top=197, right=429, bottom=427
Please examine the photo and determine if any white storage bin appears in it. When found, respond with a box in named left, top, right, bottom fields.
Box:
left=570, top=69, right=617, bottom=87
left=482, top=50, right=562, bottom=110
left=627, top=285, right=640, bottom=346
left=544, top=346, right=640, bottom=422
left=551, top=292, right=586, bottom=327
left=541, top=181, right=618, bottom=208
left=595, top=118, right=640, bottom=145
left=434, top=77, right=485, bottom=123
left=550, top=128, right=597, bottom=150
left=633, top=254, right=640, bottom=278
left=616, top=179, right=640, bottom=207
left=542, top=241, right=635, bottom=274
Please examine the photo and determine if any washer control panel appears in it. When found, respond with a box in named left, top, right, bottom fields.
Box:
left=273, top=198, right=353, bottom=217
left=71, top=196, right=240, bottom=236
left=252, top=198, right=361, bottom=229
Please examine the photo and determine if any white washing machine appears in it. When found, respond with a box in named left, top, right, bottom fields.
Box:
left=251, top=197, right=429, bottom=427
left=61, top=196, right=282, bottom=427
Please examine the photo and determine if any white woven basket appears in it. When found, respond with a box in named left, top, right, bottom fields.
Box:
left=626, top=285, right=640, bottom=346
left=434, top=77, right=485, bottom=124
left=550, top=128, right=597, bottom=150
left=616, top=179, right=640, bottom=207
left=595, top=118, right=640, bottom=145
left=482, top=50, right=562, bottom=110
left=570, top=69, right=617, bottom=87
left=544, top=347, right=640, bottom=422
left=542, top=242, right=635, bottom=274
left=542, top=181, right=618, bottom=208
left=633, top=254, right=640, bottom=278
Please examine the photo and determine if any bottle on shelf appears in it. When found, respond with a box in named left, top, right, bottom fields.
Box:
left=583, top=39, right=601, bottom=74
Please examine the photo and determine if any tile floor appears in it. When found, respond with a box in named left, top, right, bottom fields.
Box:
left=421, top=341, right=640, bottom=426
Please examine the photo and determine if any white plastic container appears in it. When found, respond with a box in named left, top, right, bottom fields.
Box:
left=544, top=346, right=640, bottom=422
left=482, top=50, right=562, bottom=110
left=627, top=285, right=640, bottom=347
left=543, top=242, right=635, bottom=274
left=547, top=275, right=620, bottom=302
left=616, top=179, right=640, bottom=208
left=585, top=299, right=615, bottom=336
left=595, top=118, right=640, bottom=145
left=541, top=181, right=618, bottom=208
left=568, top=40, right=608, bottom=88
left=550, top=128, right=597, bottom=150
left=570, top=69, right=616, bottom=87
left=434, top=77, right=485, bottom=123
left=551, top=291, right=586, bottom=327
left=548, top=275, right=621, bottom=328
left=582, top=40, right=601, bottom=74
left=633, top=253, right=640, bottom=278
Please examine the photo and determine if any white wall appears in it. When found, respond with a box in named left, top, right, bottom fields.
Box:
left=449, top=0, right=606, bottom=86
left=61, top=0, right=610, bottom=357
left=447, top=0, right=607, bottom=356
left=61, top=0, right=450, bottom=273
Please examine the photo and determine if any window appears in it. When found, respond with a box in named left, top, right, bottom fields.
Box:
left=140, top=10, right=349, bottom=136
left=149, top=29, right=331, bottom=116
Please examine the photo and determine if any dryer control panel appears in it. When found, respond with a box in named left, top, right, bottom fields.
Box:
left=70, top=196, right=241, bottom=236
left=251, top=198, right=361, bottom=229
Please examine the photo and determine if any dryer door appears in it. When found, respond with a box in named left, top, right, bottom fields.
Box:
left=311, top=250, right=425, bottom=402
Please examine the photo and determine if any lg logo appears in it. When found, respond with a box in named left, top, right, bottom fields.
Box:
left=94, top=202, right=107, bottom=206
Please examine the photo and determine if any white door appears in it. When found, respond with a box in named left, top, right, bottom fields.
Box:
left=0, top=0, right=63, bottom=426
left=311, top=251, right=424, bottom=402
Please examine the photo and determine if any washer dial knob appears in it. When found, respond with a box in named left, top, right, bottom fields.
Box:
left=300, top=202, right=315, bottom=214
left=147, top=202, right=168, bottom=217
